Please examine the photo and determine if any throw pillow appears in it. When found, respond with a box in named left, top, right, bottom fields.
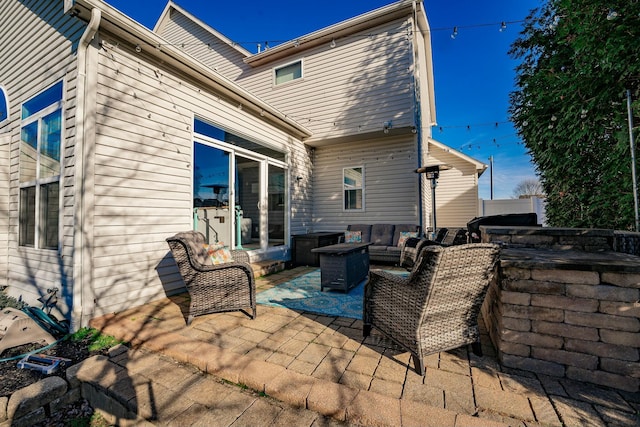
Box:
left=397, top=231, right=418, bottom=247
left=203, top=242, right=224, bottom=255
left=344, top=231, right=362, bottom=243
left=211, top=247, right=233, bottom=264
left=204, top=242, right=233, bottom=264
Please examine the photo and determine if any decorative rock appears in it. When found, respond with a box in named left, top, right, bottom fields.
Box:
left=0, top=396, right=7, bottom=422
left=6, top=376, right=67, bottom=420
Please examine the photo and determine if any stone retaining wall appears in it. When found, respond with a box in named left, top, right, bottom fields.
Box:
left=0, top=375, right=82, bottom=427
left=481, top=226, right=640, bottom=393
left=0, top=346, right=130, bottom=427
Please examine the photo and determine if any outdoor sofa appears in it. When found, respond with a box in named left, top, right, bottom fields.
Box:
left=344, top=224, right=421, bottom=263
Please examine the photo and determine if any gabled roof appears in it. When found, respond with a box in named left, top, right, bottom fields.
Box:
left=428, top=138, right=488, bottom=175
left=65, top=0, right=312, bottom=139
left=153, top=1, right=252, bottom=58
left=244, top=0, right=423, bottom=67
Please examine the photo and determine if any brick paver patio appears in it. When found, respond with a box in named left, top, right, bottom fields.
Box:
left=89, top=265, right=639, bottom=426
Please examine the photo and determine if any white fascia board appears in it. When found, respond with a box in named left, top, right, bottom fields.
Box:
left=70, top=0, right=312, bottom=139
left=428, top=138, right=488, bottom=173
left=414, top=1, right=437, bottom=126
left=244, top=0, right=418, bottom=67
left=153, top=1, right=252, bottom=57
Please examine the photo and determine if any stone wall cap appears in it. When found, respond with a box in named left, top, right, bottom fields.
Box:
left=482, top=226, right=614, bottom=237
left=500, top=248, right=640, bottom=272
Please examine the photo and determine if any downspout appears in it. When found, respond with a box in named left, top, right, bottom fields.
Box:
left=411, top=1, right=425, bottom=234
left=72, top=7, right=101, bottom=330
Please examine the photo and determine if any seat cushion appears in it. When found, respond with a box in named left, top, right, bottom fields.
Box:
left=370, top=224, right=395, bottom=246
left=348, top=224, right=372, bottom=243
left=385, top=246, right=402, bottom=255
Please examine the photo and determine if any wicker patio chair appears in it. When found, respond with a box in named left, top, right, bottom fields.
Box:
left=399, top=228, right=455, bottom=270
left=166, top=231, right=256, bottom=325
left=399, top=237, right=439, bottom=270
left=364, top=243, right=501, bottom=375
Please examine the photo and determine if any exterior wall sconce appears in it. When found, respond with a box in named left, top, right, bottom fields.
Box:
left=383, top=121, right=392, bottom=134
left=296, top=176, right=303, bottom=183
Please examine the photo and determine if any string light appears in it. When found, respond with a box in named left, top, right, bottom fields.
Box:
left=116, top=15, right=531, bottom=154
left=456, top=134, right=519, bottom=152
left=436, top=120, right=511, bottom=131
left=132, top=17, right=526, bottom=53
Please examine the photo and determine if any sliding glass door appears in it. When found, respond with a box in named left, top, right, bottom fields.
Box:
left=193, top=119, right=287, bottom=252
left=193, top=143, right=232, bottom=246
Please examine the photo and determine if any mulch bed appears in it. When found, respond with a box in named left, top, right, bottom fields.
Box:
left=0, top=336, right=107, bottom=397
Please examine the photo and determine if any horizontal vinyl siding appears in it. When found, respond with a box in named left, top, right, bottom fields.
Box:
left=427, top=146, right=480, bottom=228
left=0, top=0, right=84, bottom=311
left=237, top=19, right=415, bottom=141
left=90, top=36, right=310, bottom=316
left=156, top=9, right=250, bottom=81
left=312, top=137, right=419, bottom=231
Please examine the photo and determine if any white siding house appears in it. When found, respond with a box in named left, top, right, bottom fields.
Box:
left=155, top=0, right=485, bottom=232
left=1, top=0, right=311, bottom=327
left=0, top=0, right=485, bottom=329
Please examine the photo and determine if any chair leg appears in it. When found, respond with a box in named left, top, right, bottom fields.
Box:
left=412, top=354, right=425, bottom=376
left=363, top=324, right=371, bottom=337
left=471, top=341, right=483, bottom=357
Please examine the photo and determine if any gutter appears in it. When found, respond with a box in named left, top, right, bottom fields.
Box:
left=72, top=7, right=101, bottom=330
left=244, top=0, right=417, bottom=67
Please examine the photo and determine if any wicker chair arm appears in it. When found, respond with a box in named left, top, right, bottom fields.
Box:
left=230, top=250, right=250, bottom=264
left=189, top=260, right=254, bottom=279
left=366, top=269, right=424, bottom=307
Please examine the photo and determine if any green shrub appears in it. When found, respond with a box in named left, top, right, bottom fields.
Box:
left=0, top=288, right=26, bottom=310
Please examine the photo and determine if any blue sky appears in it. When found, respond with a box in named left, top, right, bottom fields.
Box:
left=105, top=0, right=542, bottom=199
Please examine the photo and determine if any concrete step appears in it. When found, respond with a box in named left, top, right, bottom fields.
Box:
left=249, top=260, right=285, bottom=278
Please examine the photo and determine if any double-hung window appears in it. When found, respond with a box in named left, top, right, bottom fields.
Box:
left=343, top=166, right=364, bottom=210
left=19, top=81, right=63, bottom=249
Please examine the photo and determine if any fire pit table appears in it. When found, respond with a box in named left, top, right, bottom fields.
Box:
left=311, top=242, right=371, bottom=292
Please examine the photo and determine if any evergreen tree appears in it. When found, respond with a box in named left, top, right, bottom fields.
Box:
left=509, top=0, right=639, bottom=229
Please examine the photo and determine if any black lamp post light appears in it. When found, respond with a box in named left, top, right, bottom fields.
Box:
left=415, top=164, right=452, bottom=240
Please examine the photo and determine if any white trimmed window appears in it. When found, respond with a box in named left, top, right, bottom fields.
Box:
left=19, top=81, right=63, bottom=249
left=274, top=60, right=302, bottom=85
left=343, top=166, right=364, bottom=210
left=0, top=86, right=8, bottom=126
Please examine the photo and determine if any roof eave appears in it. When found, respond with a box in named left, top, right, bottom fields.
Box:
left=244, top=0, right=417, bottom=67
left=66, top=0, right=312, bottom=139
left=153, top=1, right=253, bottom=57
left=428, top=138, right=488, bottom=173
